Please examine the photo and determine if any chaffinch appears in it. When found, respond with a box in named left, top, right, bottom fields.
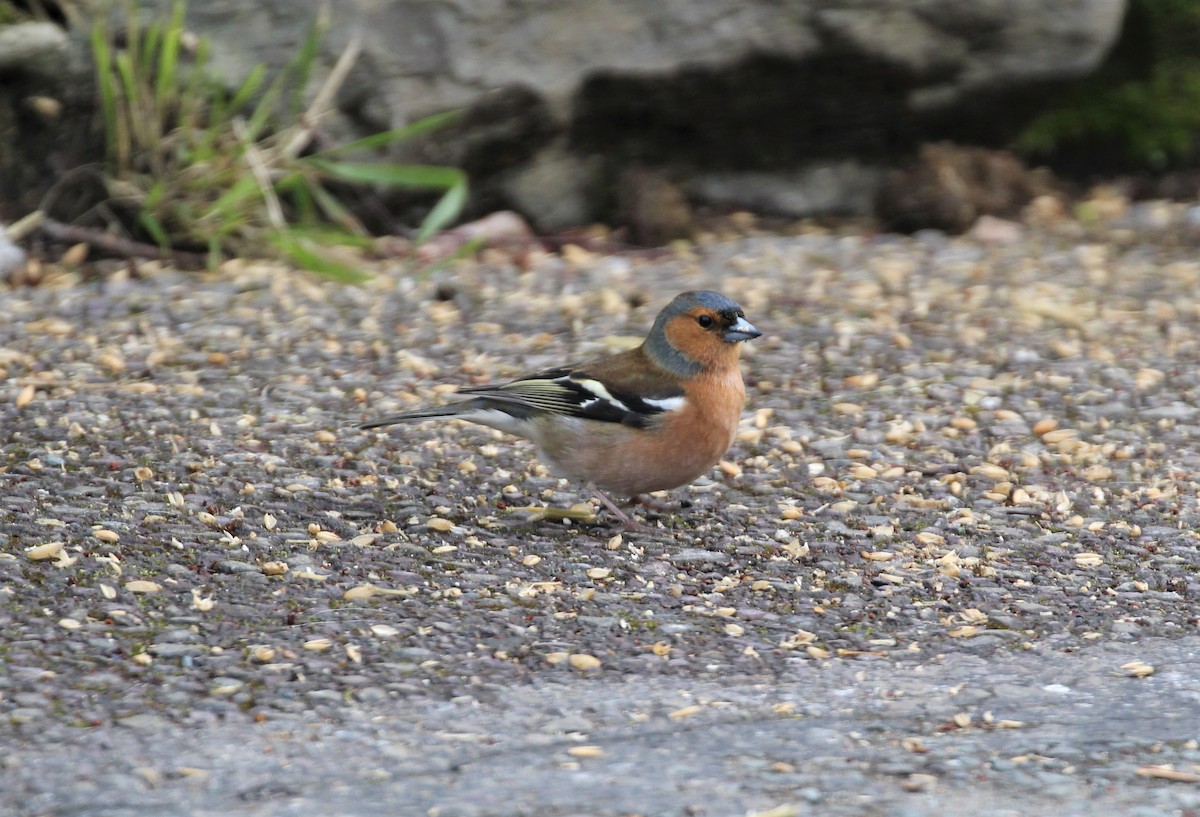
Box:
left=361, top=290, right=761, bottom=528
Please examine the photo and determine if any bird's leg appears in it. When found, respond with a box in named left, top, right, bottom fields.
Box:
left=591, top=487, right=647, bottom=532
left=624, top=494, right=672, bottom=513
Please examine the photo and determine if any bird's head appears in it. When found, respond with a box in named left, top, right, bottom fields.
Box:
left=644, top=290, right=761, bottom=377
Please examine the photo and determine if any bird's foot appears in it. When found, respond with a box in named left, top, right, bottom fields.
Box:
left=591, top=488, right=652, bottom=533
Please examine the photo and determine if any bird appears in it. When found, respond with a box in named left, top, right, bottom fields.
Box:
left=360, top=290, right=761, bottom=528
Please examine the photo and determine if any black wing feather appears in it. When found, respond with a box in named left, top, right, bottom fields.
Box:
left=457, top=366, right=684, bottom=428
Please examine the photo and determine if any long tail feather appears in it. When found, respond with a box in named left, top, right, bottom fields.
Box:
left=359, top=405, right=466, bottom=429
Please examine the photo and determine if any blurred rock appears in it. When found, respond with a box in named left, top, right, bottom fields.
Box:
left=128, top=0, right=1125, bottom=230
left=691, top=162, right=885, bottom=219
left=414, top=210, right=536, bottom=261
left=0, top=227, right=28, bottom=279
left=0, top=22, right=68, bottom=74
left=875, top=143, right=1056, bottom=233
left=968, top=215, right=1024, bottom=245
left=618, top=169, right=694, bottom=246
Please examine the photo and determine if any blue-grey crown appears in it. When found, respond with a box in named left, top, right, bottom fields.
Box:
left=644, top=291, right=748, bottom=377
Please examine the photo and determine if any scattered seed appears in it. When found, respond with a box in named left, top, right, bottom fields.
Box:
left=1042, top=428, right=1078, bottom=444
left=1135, top=765, right=1200, bottom=783
left=567, top=746, right=604, bottom=758
left=191, top=589, right=214, bottom=611
left=1032, top=418, right=1058, bottom=436
left=124, top=580, right=161, bottom=593
left=292, top=569, right=326, bottom=581
left=745, top=805, right=800, bottom=817
left=26, top=542, right=64, bottom=561
left=344, top=584, right=379, bottom=601
left=568, top=653, right=601, bottom=671
left=900, top=774, right=938, bottom=793
left=15, top=384, right=35, bottom=408
left=1120, top=661, right=1154, bottom=678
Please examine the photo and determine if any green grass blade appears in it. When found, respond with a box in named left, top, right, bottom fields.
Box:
left=138, top=211, right=171, bottom=251
left=91, top=21, right=118, bottom=161
left=289, top=224, right=376, bottom=249
left=286, top=13, right=324, bottom=119
left=228, top=63, right=266, bottom=114
left=276, top=172, right=317, bottom=223
left=205, top=174, right=262, bottom=222
left=141, top=18, right=162, bottom=80
left=306, top=180, right=365, bottom=233
left=305, top=159, right=463, bottom=189
left=245, top=68, right=286, bottom=141
left=154, top=3, right=185, bottom=112
left=180, top=36, right=211, bottom=129
left=123, top=0, right=141, bottom=83
left=113, top=51, right=149, bottom=165
left=316, top=110, right=464, bottom=156
left=277, top=232, right=372, bottom=283
left=414, top=178, right=467, bottom=244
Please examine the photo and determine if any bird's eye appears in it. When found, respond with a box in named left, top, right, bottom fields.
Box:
left=697, top=314, right=715, bottom=328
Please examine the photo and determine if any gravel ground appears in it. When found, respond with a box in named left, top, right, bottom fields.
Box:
left=3, top=211, right=1200, bottom=816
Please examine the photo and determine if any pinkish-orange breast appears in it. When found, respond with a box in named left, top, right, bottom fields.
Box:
left=533, top=367, right=746, bottom=497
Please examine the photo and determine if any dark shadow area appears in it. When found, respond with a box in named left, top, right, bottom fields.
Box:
left=571, top=53, right=926, bottom=170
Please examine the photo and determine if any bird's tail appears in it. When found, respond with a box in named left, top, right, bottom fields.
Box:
left=359, top=404, right=467, bottom=430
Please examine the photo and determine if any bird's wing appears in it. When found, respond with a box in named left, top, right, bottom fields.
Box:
left=458, top=361, right=685, bottom=429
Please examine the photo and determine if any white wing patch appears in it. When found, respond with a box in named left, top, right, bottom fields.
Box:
left=643, top=395, right=686, bottom=412
left=572, top=377, right=633, bottom=413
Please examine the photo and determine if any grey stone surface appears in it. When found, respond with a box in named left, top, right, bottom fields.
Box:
left=4, top=638, right=1200, bottom=817
left=134, top=0, right=1126, bottom=226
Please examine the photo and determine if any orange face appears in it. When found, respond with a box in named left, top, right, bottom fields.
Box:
left=662, top=306, right=752, bottom=371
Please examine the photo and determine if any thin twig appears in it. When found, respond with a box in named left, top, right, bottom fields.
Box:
left=233, top=117, right=286, bottom=232
left=280, top=34, right=362, bottom=161
left=36, top=216, right=207, bottom=267
left=5, top=211, right=46, bottom=241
